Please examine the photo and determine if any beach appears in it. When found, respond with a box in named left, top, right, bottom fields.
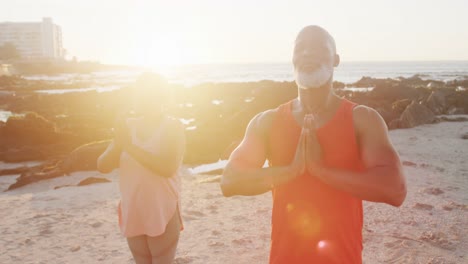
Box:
left=0, top=120, right=466, bottom=264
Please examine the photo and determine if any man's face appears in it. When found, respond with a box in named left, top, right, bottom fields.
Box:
left=292, top=27, right=337, bottom=113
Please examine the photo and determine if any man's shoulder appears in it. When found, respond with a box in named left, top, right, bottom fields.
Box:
left=352, top=104, right=388, bottom=135
left=251, top=108, right=280, bottom=131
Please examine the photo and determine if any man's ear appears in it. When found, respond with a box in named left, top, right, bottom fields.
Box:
left=333, top=54, right=340, bottom=67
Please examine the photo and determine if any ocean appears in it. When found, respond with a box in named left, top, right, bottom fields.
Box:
left=22, top=61, right=468, bottom=89
left=158, top=61, right=468, bottom=86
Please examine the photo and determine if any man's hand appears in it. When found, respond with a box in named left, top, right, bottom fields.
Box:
left=287, top=119, right=308, bottom=180
left=304, top=115, right=323, bottom=176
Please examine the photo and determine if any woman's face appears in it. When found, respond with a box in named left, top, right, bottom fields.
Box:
left=133, top=87, right=166, bottom=115
left=132, top=74, right=169, bottom=116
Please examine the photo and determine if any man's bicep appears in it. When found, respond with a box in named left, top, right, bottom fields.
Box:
left=227, top=115, right=268, bottom=170
left=356, top=107, right=401, bottom=168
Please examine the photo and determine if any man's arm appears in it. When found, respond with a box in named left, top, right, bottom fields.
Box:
left=311, top=106, right=407, bottom=207
left=124, top=119, right=185, bottom=178
left=97, top=140, right=122, bottom=173
left=221, top=110, right=307, bottom=197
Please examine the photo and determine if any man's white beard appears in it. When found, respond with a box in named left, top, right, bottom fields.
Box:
left=295, top=65, right=333, bottom=89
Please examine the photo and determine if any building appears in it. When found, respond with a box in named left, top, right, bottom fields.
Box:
left=0, top=17, right=65, bottom=59
left=0, top=64, right=12, bottom=76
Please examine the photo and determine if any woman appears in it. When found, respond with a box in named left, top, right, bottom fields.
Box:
left=97, top=73, right=185, bottom=264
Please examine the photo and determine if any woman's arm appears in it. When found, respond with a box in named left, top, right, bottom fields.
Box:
left=97, top=140, right=122, bottom=173
left=123, top=119, right=185, bottom=178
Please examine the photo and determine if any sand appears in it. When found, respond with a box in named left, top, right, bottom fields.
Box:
left=0, top=120, right=467, bottom=264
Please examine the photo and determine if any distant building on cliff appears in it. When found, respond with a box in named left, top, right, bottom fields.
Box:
left=0, top=17, right=65, bottom=60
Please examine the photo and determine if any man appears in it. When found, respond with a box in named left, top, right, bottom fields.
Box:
left=220, top=25, right=407, bottom=263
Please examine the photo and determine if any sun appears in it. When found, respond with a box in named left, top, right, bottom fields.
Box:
left=145, top=37, right=182, bottom=67
left=133, top=32, right=184, bottom=69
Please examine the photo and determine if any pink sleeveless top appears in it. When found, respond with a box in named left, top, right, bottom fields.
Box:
left=118, top=117, right=182, bottom=238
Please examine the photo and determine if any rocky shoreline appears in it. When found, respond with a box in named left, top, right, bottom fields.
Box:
left=0, top=75, right=467, bottom=190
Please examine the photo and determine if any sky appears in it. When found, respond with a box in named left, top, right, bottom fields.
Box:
left=1, top=0, right=468, bottom=66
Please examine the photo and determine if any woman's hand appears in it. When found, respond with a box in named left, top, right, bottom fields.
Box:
left=113, top=116, right=131, bottom=149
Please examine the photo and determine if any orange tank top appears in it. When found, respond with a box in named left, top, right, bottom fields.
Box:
left=268, top=99, right=363, bottom=264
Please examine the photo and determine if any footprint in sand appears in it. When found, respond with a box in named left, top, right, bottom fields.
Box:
left=384, top=251, right=415, bottom=264
left=209, top=241, right=224, bottom=247
left=256, top=208, right=269, bottom=214
left=384, top=239, right=403, bottom=248
left=183, top=210, right=205, bottom=221
left=204, top=193, right=218, bottom=199
left=420, top=231, right=455, bottom=250
left=232, top=238, right=252, bottom=245
left=402, top=161, right=417, bottom=167
left=402, top=220, right=418, bottom=226
left=446, top=186, right=460, bottom=191
left=419, top=163, right=431, bottom=168
left=413, top=203, right=434, bottom=210
left=422, top=187, right=444, bottom=196
left=442, top=201, right=467, bottom=211
left=39, top=224, right=53, bottom=235
left=174, top=256, right=196, bottom=264
left=90, top=222, right=102, bottom=228
left=232, top=215, right=246, bottom=221
left=32, top=213, right=52, bottom=219
left=206, top=204, right=218, bottom=213
left=70, top=246, right=81, bottom=252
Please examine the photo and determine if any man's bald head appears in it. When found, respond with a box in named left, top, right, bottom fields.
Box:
left=295, top=25, right=337, bottom=56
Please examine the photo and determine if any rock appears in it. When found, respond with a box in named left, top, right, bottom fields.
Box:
left=388, top=118, right=402, bottom=130
left=351, top=76, right=395, bottom=88
left=77, top=177, right=110, bottom=186
left=375, top=106, right=399, bottom=126
left=446, top=79, right=468, bottom=88
left=462, top=133, right=468, bottom=140
left=424, top=90, right=446, bottom=115
left=369, top=84, right=421, bottom=102
left=6, top=140, right=110, bottom=190
left=446, top=106, right=465, bottom=115
left=54, top=184, right=73, bottom=190
left=332, top=81, right=345, bottom=89
left=392, top=99, right=412, bottom=114
left=7, top=166, right=63, bottom=190
left=0, top=112, right=58, bottom=148
left=438, top=116, right=468, bottom=122
left=0, top=165, right=40, bottom=176
left=0, top=146, right=46, bottom=162
left=426, top=81, right=445, bottom=88
left=399, top=75, right=425, bottom=86
left=397, top=101, right=436, bottom=128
